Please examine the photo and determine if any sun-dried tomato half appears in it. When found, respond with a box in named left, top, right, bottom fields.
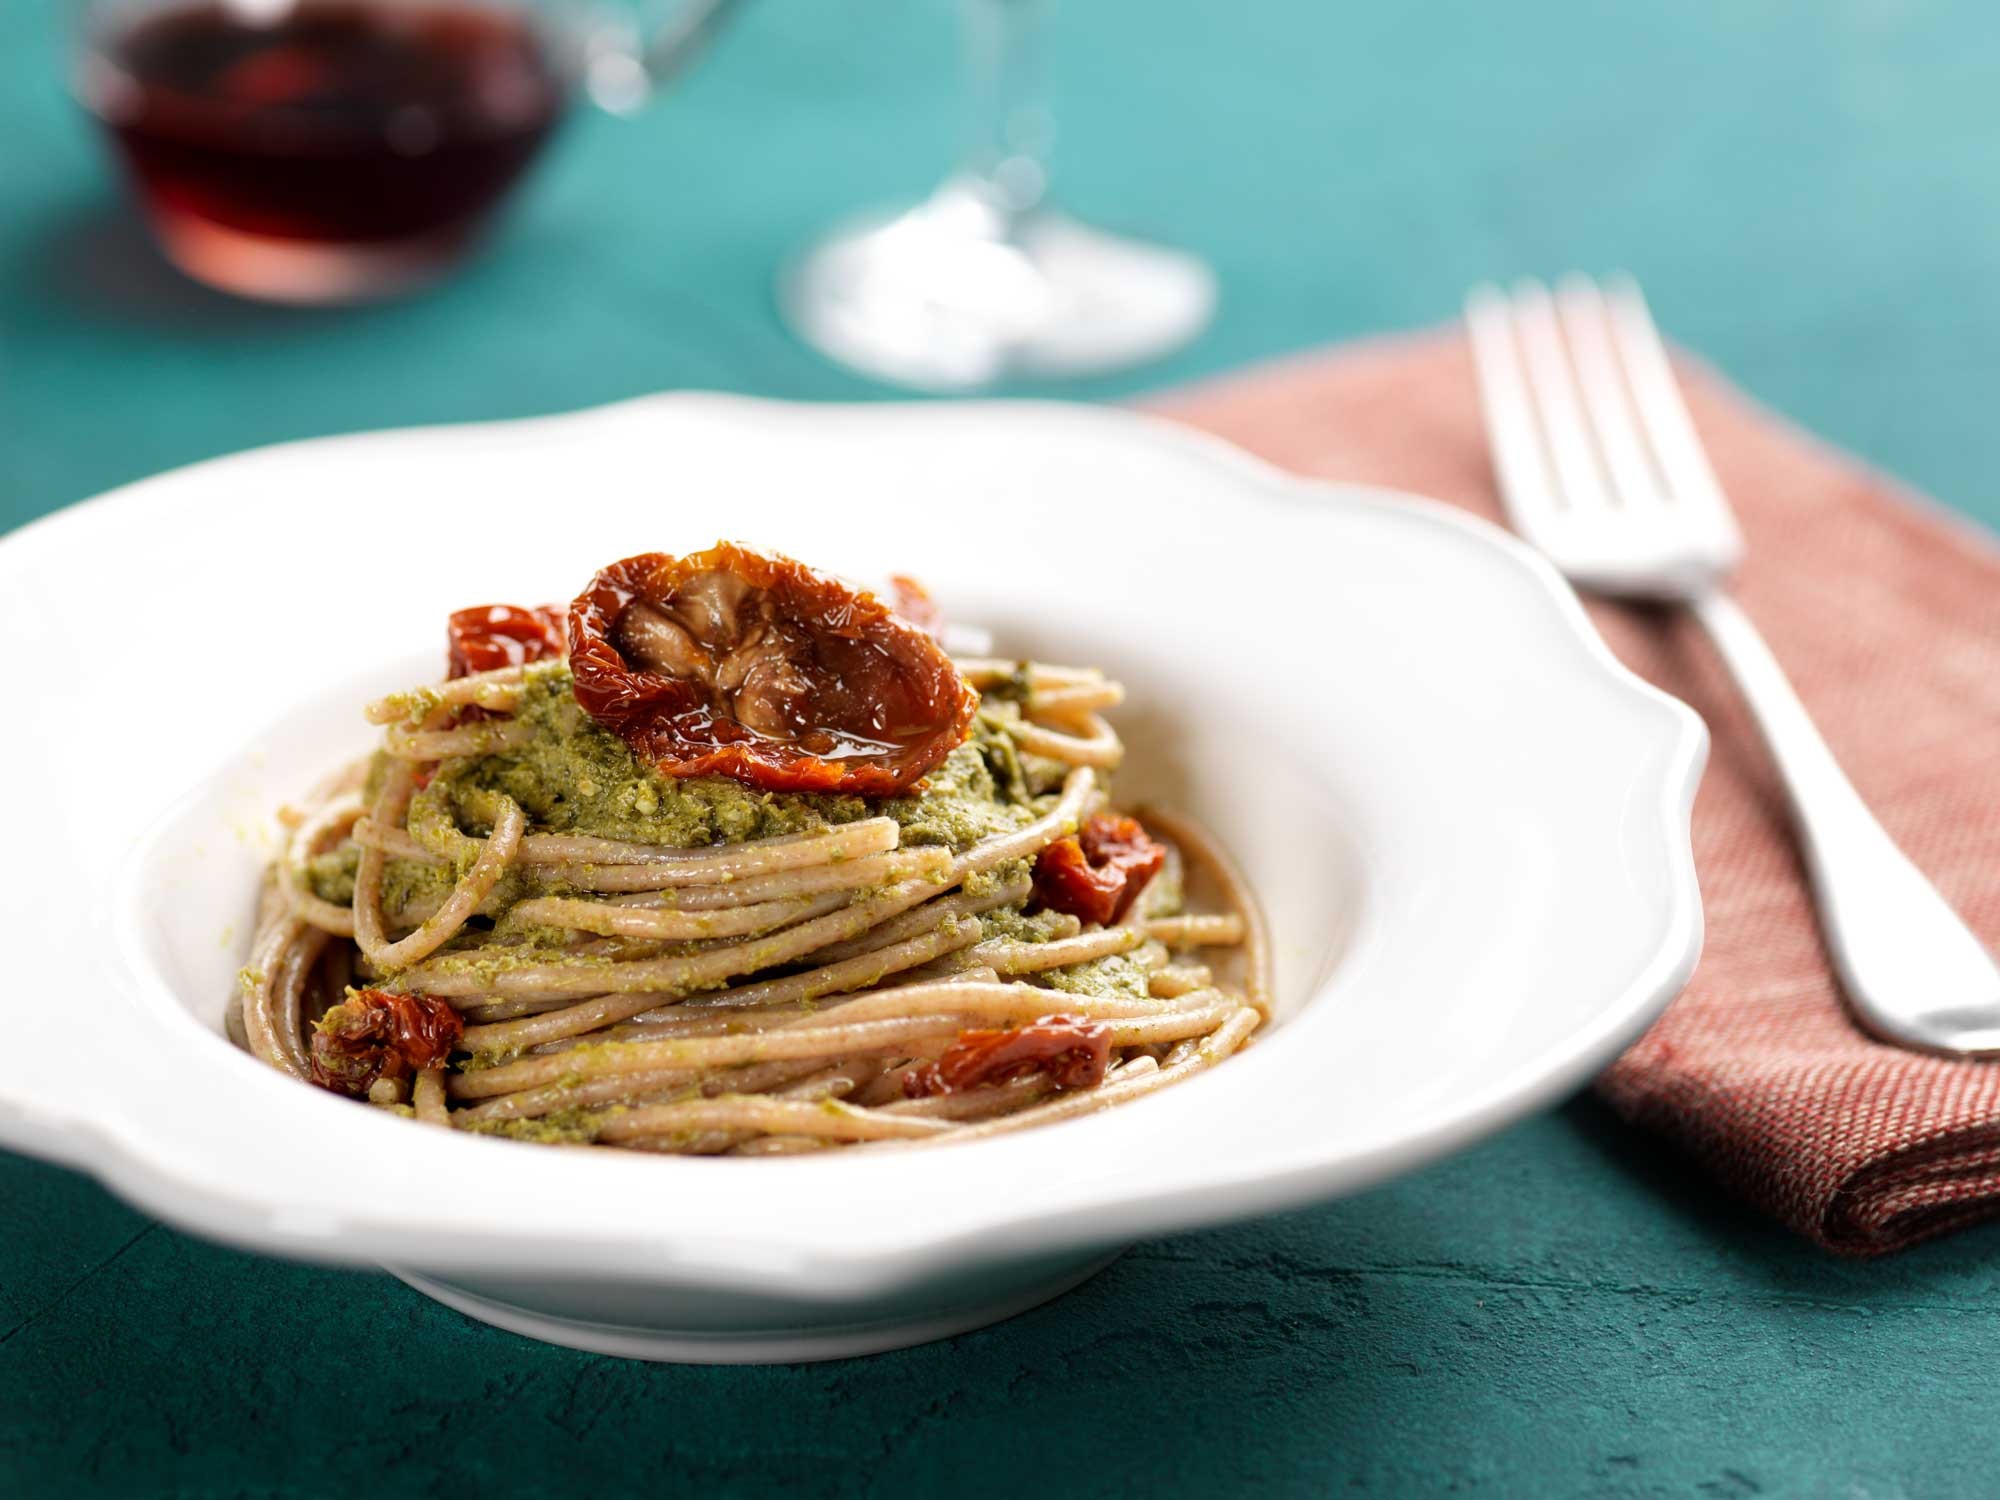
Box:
left=1032, top=813, right=1168, bottom=926
left=888, top=574, right=945, bottom=639
left=566, top=544, right=979, bottom=796
left=904, top=1014, right=1113, bottom=1098
left=447, top=603, right=566, bottom=679
left=308, top=989, right=463, bottom=1097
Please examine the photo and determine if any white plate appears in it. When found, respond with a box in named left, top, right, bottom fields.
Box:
left=0, top=397, right=1704, bottom=1362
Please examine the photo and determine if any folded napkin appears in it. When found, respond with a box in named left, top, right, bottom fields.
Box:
left=1148, top=333, right=2000, bottom=1256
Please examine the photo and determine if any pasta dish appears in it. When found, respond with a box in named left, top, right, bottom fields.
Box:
left=237, top=543, right=1267, bottom=1154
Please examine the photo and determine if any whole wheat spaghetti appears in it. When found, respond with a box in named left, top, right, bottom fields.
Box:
left=238, top=545, right=1267, bottom=1153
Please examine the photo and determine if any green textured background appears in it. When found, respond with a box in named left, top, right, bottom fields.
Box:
left=6, top=1, right=2000, bottom=1493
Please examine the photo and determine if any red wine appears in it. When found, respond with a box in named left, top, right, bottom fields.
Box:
left=86, top=1, right=568, bottom=250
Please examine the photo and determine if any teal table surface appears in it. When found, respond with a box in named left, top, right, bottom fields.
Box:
left=7, top=1, right=2000, bottom=1494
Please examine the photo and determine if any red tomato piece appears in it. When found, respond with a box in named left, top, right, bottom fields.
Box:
left=903, top=1014, right=1113, bottom=1097
left=446, top=603, right=566, bottom=679
left=1031, top=813, right=1168, bottom=926
left=308, top=989, right=463, bottom=1097
left=566, top=543, right=979, bottom=796
left=889, top=574, right=945, bottom=639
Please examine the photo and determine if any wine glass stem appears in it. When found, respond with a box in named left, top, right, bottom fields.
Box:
left=959, top=0, right=1053, bottom=219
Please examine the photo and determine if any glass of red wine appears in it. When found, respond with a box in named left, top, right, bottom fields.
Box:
left=71, top=0, right=743, bottom=303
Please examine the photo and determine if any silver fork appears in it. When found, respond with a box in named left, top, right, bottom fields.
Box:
left=1467, top=273, right=2000, bottom=1055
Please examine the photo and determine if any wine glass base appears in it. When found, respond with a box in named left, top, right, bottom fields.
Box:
left=781, top=190, right=1217, bottom=391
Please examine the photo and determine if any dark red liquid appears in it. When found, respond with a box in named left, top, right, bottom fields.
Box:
left=87, top=1, right=568, bottom=246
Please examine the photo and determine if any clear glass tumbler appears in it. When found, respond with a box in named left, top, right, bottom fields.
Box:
left=781, top=0, right=1216, bottom=391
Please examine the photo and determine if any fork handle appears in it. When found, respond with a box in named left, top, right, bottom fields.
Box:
left=1691, top=590, right=2000, bottom=1053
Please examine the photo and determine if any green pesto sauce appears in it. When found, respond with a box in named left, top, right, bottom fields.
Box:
left=436, top=663, right=1046, bottom=855
left=361, top=749, right=391, bottom=807
left=455, top=1046, right=521, bottom=1073
left=973, top=699, right=1071, bottom=798
left=419, top=940, right=614, bottom=984
left=455, top=665, right=864, bottom=847
left=980, top=907, right=1075, bottom=944
left=303, top=845, right=464, bottom=916
left=963, top=858, right=1033, bottom=903
left=881, top=734, right=1039, bottom=848
left=459, top=1106, right=614, bottom=1145
left=1040, top=952, right=1157, bottom=1001
left=372, top=685, right=444, bottom=726
left=320, top=664, right=1098, bottom=991
left=382, top=857, right=459, bottom=915
left=306, top=845, right=359, bottom=905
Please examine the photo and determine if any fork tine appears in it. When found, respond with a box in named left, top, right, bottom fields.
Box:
left=1465, top=284, right=1562, bottom=533
left=1601, top=275, right=1745, bottom=558
left=1554, top=274, right=1667, bottom=510
left=1508, top=278, right=1614, bottom=514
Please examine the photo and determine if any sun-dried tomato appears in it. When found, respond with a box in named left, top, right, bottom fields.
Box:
left=308, top=989, right=463, bottom=1097
left=1032, top=813, right=1168, bottom=926
left=566, top=544, right=979, bottom=796
left=447, top=603, right=566, bottom=679
left=904, top=1015, right=1113, bottom=1098
left=888, top=574, right=945, bottom=639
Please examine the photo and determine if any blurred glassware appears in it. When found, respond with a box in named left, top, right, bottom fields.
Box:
left=780, top=0, right=1216, bottom=391
left=71, top=0, right=742, bottom=304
